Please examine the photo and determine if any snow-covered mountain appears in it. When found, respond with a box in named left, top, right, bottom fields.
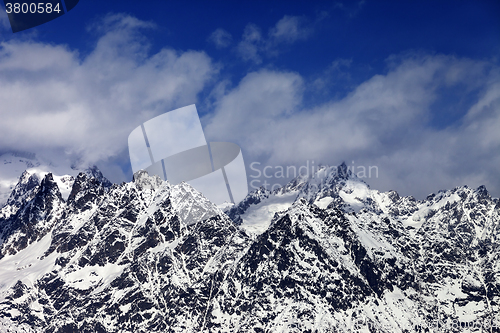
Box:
left=0, top=163, right=498, bottom=332
left=228, top=163, right=398, bottom=235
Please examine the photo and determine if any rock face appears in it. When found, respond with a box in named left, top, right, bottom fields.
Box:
left=0, top=165, right=499, bottom=332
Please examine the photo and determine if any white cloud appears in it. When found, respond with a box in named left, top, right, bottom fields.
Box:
left=236, top=24, right=263, bottom=64
left=0, top=14, right=216, bottom=172
left=1, top=11, right=498, bottom=199
left=208, top=28, right=232, bottom=49
left=204, top=69, right=304, bottom=156
left=269, top=15, right=311, bottom=44
left=204, top=55, right=500, bottom=198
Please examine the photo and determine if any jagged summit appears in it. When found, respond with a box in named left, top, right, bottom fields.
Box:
left=38, top=173, right=63, bottom=200
left=0, top=165, right=113, bottom=228
left=84, top=166, right=112, bottom=188
left=277, top=161, right=358, bottom=194
left=132, top=169, right=164, bottom=191
left=0, top=151, right=114, bottom=209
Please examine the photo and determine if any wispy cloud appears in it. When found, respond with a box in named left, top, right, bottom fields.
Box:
left=311, top=58, right=353, bottom=93
left=208, top=28, right=232, bottom=49
left=333, top=0, right=366, bottom=18
left=236, top=15, right=313, bottom=64
left=236, top=24, right=263, bottom=63
left=269, top=15, right=312, bottom=44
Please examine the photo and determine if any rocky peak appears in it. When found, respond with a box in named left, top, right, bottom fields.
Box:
left=474, top=184, right=491, bottom=202
left=133, top=170, right=164, bottom=191
left=336, top=161, right=351, bottom=179
left=84, top=165, right=112, bottom=188
left=0, top=173, right=65, bottom=259
left=387, top=189, right=400, bottom=203
left=1, top=171, right=41, bottom=219
left=32, top=173, right=63, bottom=212
left=67, top=172, right=106, bottom=211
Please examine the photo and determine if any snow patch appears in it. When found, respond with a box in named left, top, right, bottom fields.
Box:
left=239, top=191, right=298, bottom=236
left=64, top=263, right=125, bottom=292
left=314, top=197, right=333, bottom=209
left=338, top=180, right=371, bottom=212
left=0, top=234, right=57, bottom=300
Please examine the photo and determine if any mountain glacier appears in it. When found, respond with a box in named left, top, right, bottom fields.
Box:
left=0, top=163, right=498, bottom=332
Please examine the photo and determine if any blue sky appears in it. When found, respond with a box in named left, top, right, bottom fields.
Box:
left=0, top=0, right=499, bottom=199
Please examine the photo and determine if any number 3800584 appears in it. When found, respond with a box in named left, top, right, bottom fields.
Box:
left=5, top=2, right=62, bottom=14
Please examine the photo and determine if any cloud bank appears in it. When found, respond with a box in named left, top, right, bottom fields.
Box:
left=204, top=55, right=500, bottom=198
left=1, top=13, right=499, bottom=200
left=0, top=14, right=216, bottom=178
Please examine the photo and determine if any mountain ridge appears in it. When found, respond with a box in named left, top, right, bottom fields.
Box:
left=0, top=164, right=498, bottom=332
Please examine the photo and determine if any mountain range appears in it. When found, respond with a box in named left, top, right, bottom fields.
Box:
left=0, top=162, right=498, bottom=332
